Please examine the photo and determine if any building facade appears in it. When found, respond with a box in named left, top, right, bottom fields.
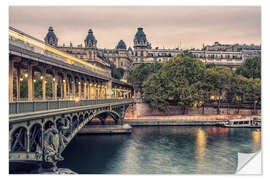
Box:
left=44, top=27, right=133, bottom=81
left=190, top=42, right=261, bottom=69
left=44, top=26, right=261, bottom=75
left=129, top=28, right=261, bottom=69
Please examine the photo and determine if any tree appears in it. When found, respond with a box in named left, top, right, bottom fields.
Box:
left=142, top=52, right=207, bottom=113
left=143, top=71, right=169, bottom=111
left=111, top=63, right=122, bottom=79
left=226, top=75, right=250, bottom=113
left=205, top=63, right=216, bottom=69
left=247, top=78, right=261, bottom=114
left=117, top=67, right=125, bottom=79
left=127, top=62, right=162, bottom=96
left=206, top=66, right=233, bottom=114
left=161, top=54, right=206, bottom=113
left=236, top=56, right=261, bottom=79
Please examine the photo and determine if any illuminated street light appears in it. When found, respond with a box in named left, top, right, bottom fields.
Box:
left=24, top=73, right=28, bottom=78
left=40, top=76, right=44, bottom=80
left=75, top=97, right=80, bottom=102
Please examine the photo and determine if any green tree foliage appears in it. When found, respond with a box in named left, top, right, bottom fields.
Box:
left=127, top=62, right=162, bottom=94
left=111, top=63, right=122, bottom=79
left=142, top=53, right=208, bottom=113
left=236, top=56, right=261, bottom=79
left=143, top=71, right=169, bottom=111
left=205, top=63, right=216, bottom=69
left=205, top=66, right=233, bottom=114
left=134, top=51, right=261, bottom=114
left=117, top=68, right=125, bottom=79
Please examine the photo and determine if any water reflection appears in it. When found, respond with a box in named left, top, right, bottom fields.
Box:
left=59, top=126, right=261, bottom=174
left=252, top=129, right=261, bottom=151
left=196, top=128, right=207, bottom=171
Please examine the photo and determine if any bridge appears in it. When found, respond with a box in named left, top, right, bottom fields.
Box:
left=8, top=27, right=134, bottom=170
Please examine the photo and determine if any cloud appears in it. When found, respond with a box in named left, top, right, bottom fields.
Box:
left=9, top=6, right=261, bottom=49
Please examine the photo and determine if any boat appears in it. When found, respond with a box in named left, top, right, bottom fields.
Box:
left=223, top=116, right=261, bottom=128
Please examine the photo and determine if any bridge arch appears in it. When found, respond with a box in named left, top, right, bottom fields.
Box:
left=10, top=127, right=28, bottom=152
left=43, top=120, right=55, bottom=130
left=58, top=109, right=122, bottom=155
left=29, top=123, right=42, bottom=153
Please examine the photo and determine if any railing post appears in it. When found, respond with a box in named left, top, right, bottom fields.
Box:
left=16, top=102, right=19, bottom=114
left=33, top=101, right=36, bottom=112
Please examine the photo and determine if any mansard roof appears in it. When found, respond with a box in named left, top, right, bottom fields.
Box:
left=128, top=47, right=133, bottom=52
left=116, top=40, right=127, bottom=49
left=85, top=29, right=96, bottom=42
left=44, top=26, right=57, bottom=42
left=134, top=27, right=147, bottom=42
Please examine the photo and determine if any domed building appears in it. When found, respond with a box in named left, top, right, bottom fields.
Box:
left=47, top=27, right=111, bottom=77
left=44, top=27, right=58, bottom=47
left=101, top=39, right=133, bottom=80
left=85, top=29, right=97, bottom=48
left=116, top=40, right=127, bottom=50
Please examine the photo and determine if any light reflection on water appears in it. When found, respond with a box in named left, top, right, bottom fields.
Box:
left=58, top=126, right=261, bottom=174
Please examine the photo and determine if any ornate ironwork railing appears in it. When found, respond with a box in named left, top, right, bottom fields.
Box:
left=9, top=98, right=133, bottom=115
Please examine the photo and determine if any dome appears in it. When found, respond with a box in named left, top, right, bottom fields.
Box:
left=134, top=27, right=147, bottom=42
left=44, top=26, right=58, bottom=46
left=116, top=40, right=127, bottom=49
left=85, top=29, right=96, bottom=41
left=128, top=47, right=133, bottom=52
left=85, top=29, right=97, bottom=48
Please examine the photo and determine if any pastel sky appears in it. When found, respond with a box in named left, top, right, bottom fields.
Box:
left=9, top=6, right=261, bottom=49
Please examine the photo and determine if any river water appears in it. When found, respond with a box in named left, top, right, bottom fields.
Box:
left=58, top=126, right=261, bottom=174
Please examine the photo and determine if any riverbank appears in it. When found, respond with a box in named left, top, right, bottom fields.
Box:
left=124, top=114, right=255, bottom=126
left=78, top=124, right=132, bottom=134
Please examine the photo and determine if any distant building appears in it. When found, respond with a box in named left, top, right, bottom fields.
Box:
left=129, top=28, right=261, bottom=69
left=101, top=40, right=133, bottom=80
left=44, top=27, right=132, bottom=80
left=44, top=26, right=261, bottom=74
left=190, top=41, right=261, bottom=69
left=132, top=27, right=181, bottom=65
left=44, top=27, right=111, bottom=77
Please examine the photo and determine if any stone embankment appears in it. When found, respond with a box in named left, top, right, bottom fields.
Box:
left=124, top=114, right=248, bottom=126
left=79, top=124, right=132, bottom=134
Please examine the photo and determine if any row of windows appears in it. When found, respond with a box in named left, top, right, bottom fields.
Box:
left=193, top=54, right=242, bottom=59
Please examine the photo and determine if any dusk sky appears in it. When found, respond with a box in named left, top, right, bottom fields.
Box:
left=9, top=6, right=261, bottom=49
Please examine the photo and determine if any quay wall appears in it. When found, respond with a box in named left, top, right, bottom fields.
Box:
left=125, top=102, right=261, bottom=119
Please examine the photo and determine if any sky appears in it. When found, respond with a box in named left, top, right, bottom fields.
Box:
left=9, top=6, right=261, bottom=49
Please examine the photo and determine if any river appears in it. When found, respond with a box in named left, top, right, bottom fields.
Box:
left=58, top=126, right=261, bottom=174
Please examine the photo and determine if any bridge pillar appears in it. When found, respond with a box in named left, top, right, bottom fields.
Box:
left=106, top=80, right=112, bottom=99
left=9, top=60, right=14, bottom=102
left=42, top=71, right=46, bottom=100
left=27, top=64, right=33, bottom=101
left=99, top=82, right=103, bottom=99
left=95, top=82, right=99, bottom=99
left=84, top=82, right=87, bottom=99
left=53, top=77, right=57, bottom=100
left=16, top=67, right=20, bottom=101
left=78, top=81, right=81, bottom=99
left=90, top=82, right=96, bottom=99
left=72, top=79, right=75, bottom=99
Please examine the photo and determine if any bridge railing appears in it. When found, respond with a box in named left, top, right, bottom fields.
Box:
left=9, top=98, right=133, bottom=115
